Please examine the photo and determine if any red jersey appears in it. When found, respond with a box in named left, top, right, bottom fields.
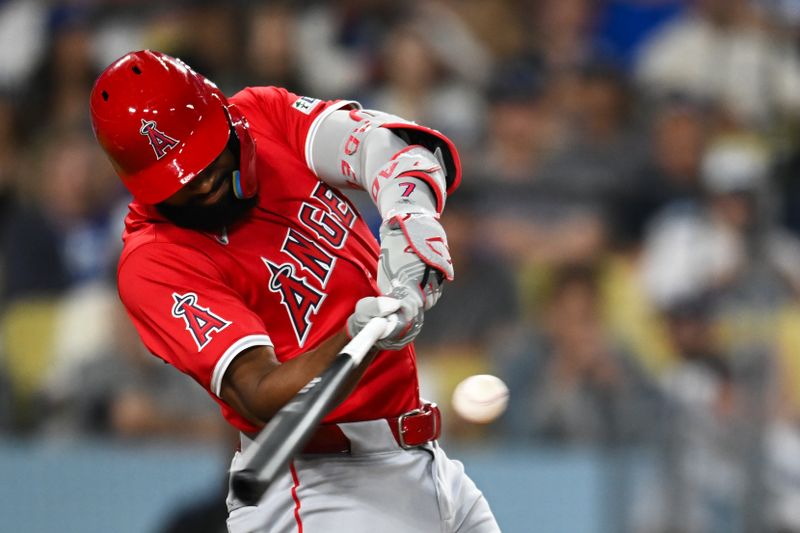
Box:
left=117, top=87, right=420, bottom=434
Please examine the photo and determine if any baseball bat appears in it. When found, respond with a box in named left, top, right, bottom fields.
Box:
left=230, top=316, right=393, bottom=506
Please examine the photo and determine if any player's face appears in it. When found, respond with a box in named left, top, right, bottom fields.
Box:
left=156, top=147, right=256, bottom=231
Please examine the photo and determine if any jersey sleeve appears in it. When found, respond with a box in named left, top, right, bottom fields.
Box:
left=229, top=86, right=359, bottom=179
left=118, top=242, right=272, bottom=397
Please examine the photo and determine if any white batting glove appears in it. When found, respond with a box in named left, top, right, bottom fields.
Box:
left=346, top=286, right=424, bottom=351
left=378, top=211, right=454, bottom=311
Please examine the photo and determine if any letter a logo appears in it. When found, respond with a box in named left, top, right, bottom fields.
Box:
left=140, top=119, right=180, bottom=160
left=263, top=258, right=326, bottom=347
left=171, top=292, right=231, bottom=351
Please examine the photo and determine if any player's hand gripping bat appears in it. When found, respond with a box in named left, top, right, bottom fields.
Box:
left=230, top=316, right=396, bottom=506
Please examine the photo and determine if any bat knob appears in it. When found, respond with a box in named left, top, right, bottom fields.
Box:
left=231, top=469, right=265, bottom=506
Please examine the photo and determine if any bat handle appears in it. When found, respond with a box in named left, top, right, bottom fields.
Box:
left=342, top=315, right=396, bottom=366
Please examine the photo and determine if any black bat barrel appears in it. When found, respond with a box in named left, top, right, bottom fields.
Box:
left=230, top=354, right=357, bottom=505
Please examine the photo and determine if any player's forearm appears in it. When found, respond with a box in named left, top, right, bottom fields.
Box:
left=252, top=330, right=359, bottom=420
left=221, top=329, right=378, bottom=427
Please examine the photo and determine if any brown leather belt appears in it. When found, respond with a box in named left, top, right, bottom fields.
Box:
left=301, top=403, right=441, bottom=455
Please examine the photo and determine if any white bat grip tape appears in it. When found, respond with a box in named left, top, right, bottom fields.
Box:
left=344, top=315, right=398, bottom=366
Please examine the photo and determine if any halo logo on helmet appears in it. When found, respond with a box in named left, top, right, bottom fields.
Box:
left=89, top=50, right=259, bottom=205
left=139, top=119, right=180, bottom=160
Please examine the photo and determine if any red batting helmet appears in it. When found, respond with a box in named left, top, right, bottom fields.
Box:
left=89, top=50, right=257, bottom=205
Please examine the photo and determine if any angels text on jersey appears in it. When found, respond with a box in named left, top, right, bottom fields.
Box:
left=264, top=182, right=357, bottom=346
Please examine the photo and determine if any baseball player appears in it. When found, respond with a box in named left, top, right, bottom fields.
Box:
left=89, top=51, right=500, bottom=533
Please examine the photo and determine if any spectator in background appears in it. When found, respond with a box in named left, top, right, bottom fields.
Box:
left=22, top=5, right=98, bottom=137
left=403, top=1, right=492, bottom=90
left=497, top=264, right=657, bottom=447
left=640, top=135, right=800, bottom=310
left=469, top=62, right=607, bottom=269
left=646, top=97, right=711, bottom=202
left=361, top=23, right=486, bottom=149
left=467, top=61, right=551, bottom=186
left=536, top=61, right=645, bottom=236
left=294, top=0, right=400, bottom=99
left=243, top=3, right=305, bottom=93
left=635, top=0, right=800, bottom=128
left=615, top=96, right=712, bottom=245
left=529, top=0, right=599, bottom=72
left=633, top=294, right=746, bottom=533
left=155, top=2, right=243, bottom=95
left=438, top=0, right=525, bottom=67
left=1, top=127, right=122, bottom=301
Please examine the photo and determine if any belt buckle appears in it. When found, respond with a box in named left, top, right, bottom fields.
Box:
left=396, top=408, right=423, bottom=449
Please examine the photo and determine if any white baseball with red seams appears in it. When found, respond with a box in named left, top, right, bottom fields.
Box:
left=452, top=375, right=509, bottom=424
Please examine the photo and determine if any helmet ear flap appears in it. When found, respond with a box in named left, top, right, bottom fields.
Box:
left=225, top=103, right=258, bottom=200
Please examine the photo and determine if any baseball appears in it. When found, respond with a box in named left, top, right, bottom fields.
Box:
left=451, top=374, right=509, bottom=424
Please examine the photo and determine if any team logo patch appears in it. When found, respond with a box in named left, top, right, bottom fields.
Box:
left=140, top=118, right=180, bottom=160
left=292, top=96, right=321, bottom=115
left=171, top=292, right=231, bottom=351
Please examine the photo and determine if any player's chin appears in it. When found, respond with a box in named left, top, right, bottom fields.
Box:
left=156, top=192, right=257, bottom=232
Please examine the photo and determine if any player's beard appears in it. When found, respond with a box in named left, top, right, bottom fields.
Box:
left=155, top=177, right=257, bottom=232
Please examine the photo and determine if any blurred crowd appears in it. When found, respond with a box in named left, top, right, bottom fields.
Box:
left=3, top=0, right=800, bottom=531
